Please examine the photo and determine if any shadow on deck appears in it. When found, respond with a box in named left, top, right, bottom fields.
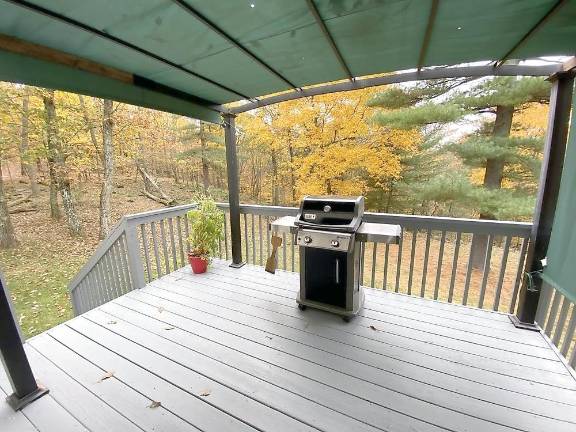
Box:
left=2, top=259, right=576, bottom=432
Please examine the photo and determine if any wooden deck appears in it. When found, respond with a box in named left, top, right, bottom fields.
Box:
left=2, top=259, right=576, bottom=432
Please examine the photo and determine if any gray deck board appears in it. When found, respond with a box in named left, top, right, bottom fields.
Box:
left=2, top=259, right=576, bottom=432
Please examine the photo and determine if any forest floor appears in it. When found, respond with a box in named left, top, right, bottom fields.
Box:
left=1, top=172, right=197, bottom=338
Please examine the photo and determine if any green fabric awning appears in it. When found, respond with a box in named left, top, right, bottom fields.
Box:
left=0, top=0, right=575, bottom=122
left=542, top=88, right=576, bottom=303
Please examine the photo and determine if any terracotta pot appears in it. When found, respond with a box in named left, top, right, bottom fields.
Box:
left=188, top=254, right=208, bottom=274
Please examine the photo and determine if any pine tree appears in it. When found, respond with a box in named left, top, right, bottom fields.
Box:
left=369, top=77, right=550, bottom=268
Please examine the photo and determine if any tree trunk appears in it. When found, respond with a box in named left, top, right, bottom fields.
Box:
left=19, top=88, right=39, bottom=196
left=43, top=90, right=82, bottom=235
left=200, top=123, right=210, bottom=193
left=78, top=95, right=102, bottom=179
left=99, top=99, right=114, bottom=239
left=471, top=104, right=513, bottom=269
left=0, top=162, right=18, bottom=248
left=136, top=160, right=177, bottom=206
left=270, top=149, right=280, bottom=205
left=287, top=141, right=297, bottom=204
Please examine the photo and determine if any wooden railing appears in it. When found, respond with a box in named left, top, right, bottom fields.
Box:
left=70, top=203, right=532, bottom=317
left=70, top=202, right=576, bottom=367
left=535, top=284, right=576, bottom=369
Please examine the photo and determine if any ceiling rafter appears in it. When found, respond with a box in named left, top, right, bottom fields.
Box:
left=172, top=0, right=297, bottom=90
left=417, top=0, right=439, bottom=71
left=305, top=0, right=353, bottom=80
left=6, top=0, right=249, bottom=101
left=496, top=0, right=569, bottom=67
left=226, top=64, right=560, bottom=114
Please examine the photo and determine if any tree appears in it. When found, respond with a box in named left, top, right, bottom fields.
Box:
left=99, top=99, right=114, bottom=238
left=0, top=161, right=18, bottom=248
left=177, top=120, right=225, bottom=194
left=370, top=77, right=550, bottom=267
left=19, top=87, right=39, bottom=196
left=43, top=89, right=82, bottom=235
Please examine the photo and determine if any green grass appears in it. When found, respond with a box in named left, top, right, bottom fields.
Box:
left=1, top=248, right=85, bottom=338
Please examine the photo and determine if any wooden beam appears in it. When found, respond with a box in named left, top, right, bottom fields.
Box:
left=226, top=64, right=561, bottom=114
left=417, top=0, right=439, bottom=70
left=0, top=34, right=132, bottom=83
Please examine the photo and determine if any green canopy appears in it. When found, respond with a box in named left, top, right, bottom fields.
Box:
left=0, top=0, right=575, bottom=122
left=542, top=88, right=576, bottom=303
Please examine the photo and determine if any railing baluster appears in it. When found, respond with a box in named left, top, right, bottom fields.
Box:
left=434, top=230, right=446, bottom=300
left=151, top=221, right=162, bottom=277
left=223, top=213, right=229, bottom=260
left=176, top=216, right=185, bottom=267
left=448, top=232, right=461, bottom=304
left=545, top=290, right=563, bottom=337
left=570, top=343, right=576, bottom=369
left=159, top=220, right=170, bottom=274
left=560, top=306, right=576, bottom=356
left=420, top=228, right=432, bottom=297
left=291, top=233, right=295, bottom=272
left=535, top=282, right=554, bottom=327
left=282, top=232, right=287, bottom=270
left=395, top=235, right=403, bottom=293
left=106, top=250, right=120, bottom=299
left=251, top=214, right=256, bottom=265
left=243, top=213, right=249, bottom=263
left=493, top=235, right=511, bottom=311
left=477, top=234, right=494, bottom=309
left=259, top=215, right=263, bottom=266
left=112, top=242, right=126, bottom=294
left=140, top=224, right=152, bottom=283
left=168, top=218, right=178, bottom=270
left=553, top=297, right=571, bottom=345
left=119, top=233, right=133, bottom=290
left=407, top=229, right=417, bottom=295
left=359, top=242, right=365, bottom=285
left=370, top=243, right=378, bottom=288
left=462, top=235, right=475, bottom=305
left=266, top=216, right=271, bottom=261
left=509, top=236, right=529, bottom=314
left=183, top=215, right=191, bottom=253
left=383, top=243, right=389, bottom=290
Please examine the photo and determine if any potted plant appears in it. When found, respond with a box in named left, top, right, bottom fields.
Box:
left=186, top=197, right=224, bottom=274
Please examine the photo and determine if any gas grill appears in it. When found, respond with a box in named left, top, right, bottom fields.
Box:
left=270, top=196, right=401, bottom=321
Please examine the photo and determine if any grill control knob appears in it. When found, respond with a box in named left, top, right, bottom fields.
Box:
left=303, top=235, right=312, bottom=244
left=323, top=205, right=332, bottom=213
left=331, top=240, right=340, bottom=248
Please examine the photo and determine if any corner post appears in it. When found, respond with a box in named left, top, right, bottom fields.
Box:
left=223, top=113, right=244, bottom=267
left=512, top=71, right=575, bottom=329
left=0, top=272, right=48, bottom=410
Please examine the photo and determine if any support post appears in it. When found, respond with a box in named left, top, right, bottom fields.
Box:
left=125, top=222, right=146, bottom=289
left=512, top=71, right=575, bottom=330
left=223, top=113, right=245, bottom=268
left=0, top=272, right=48, bottom=410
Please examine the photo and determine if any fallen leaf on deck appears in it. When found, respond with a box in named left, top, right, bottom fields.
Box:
left=199, top=389, right=211, bottom=397
left=369, top=325, right=379, bottom=331
left=107, top=320, right=117, bottom=325
left=157, top=307, right=165, bottom=313
left=98, top=371, right=115, bottom=382
left=164, top=327, right=175, bottom=331
left=148, top=401, right=162, bottom=409
left=265, top=336, right=273, bottom=340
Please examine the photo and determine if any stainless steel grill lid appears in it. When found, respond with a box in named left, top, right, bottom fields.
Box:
left=295, top=196, right=364, bottom=232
